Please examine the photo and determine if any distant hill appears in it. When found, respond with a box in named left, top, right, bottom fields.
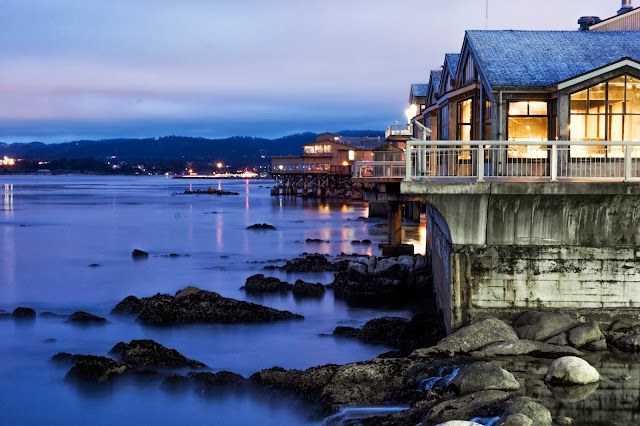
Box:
left=0, top=131, right=384, bottom=165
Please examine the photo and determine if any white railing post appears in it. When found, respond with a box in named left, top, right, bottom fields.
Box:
left=477, top=142, right=484, bottom=182
left=405, top=142, right=412, bottom=181
left=550, top=142, right=558, bottom=182
left=624, top=141, right=632, bottom=182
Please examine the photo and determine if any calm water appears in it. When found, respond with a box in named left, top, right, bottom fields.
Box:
left=0, top=175, right=426, bottom=425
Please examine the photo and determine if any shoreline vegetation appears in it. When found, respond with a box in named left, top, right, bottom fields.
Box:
left=7, top=249, right=637, bottom=424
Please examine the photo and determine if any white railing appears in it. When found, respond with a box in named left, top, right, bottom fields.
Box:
left=353, top=161, right=405, bottom=179
left=405, top=140, right=640, bottom=182
left=385, top=124, right=412, bottom=139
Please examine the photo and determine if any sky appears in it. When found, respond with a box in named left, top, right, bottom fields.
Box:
left=0, top=0, right=624, bottom=143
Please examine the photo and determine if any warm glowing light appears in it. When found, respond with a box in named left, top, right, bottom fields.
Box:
left=240, top=170, right=258, bottom=178
left=342, top=161, right=349, bottom=166
left=348, top=150, right=355, bottom=161
left=216, top=162, right=223, bottom=169
left=1, top=156, right=16, bottom=166
left=404, top=104, right=418, bottom=123
left=278, top=165, right=284, bottom=170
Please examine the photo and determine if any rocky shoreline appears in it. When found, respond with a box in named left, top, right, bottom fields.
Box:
left=31, top=252, right=640, bottom=424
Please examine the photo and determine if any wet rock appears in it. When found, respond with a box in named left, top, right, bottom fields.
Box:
left=306, top=238, right=329, bottom=244
left=12, top=307, right=36, bottom=319
left=131, top=249, right=149, bottom=258
left=281, top=254, right=346, bottom=273
left=189, top=371, right=246, bottom=391
left=607, top=318, right=634, bottom=333
left=43, top=338, right=57, bottom=343
left=111, top=287, right=303, bottom=325
left=292, top=279, right=326, bottom=297
left=447, top=362, right=520, bottom=395
left=414, top=318, right=518, bottom=356
left=332, top=326, right=361, bottom=338
left=545, top=332, right=569, bottom=346
left=183, top=187, right=239, bottom=195
left=331, top=264, right=410, bottom=300
left=250, top=364, right=341, bottom=405
left=470, top=340, right=584, bottom=359
left=611, top=332, right=640, bottom=351
left=162, top=374, right=191, bottom=389
left=174, top=286, right=202, bottom=299
left=241, top=274, right=292, bottom=293
left=585, top=338, right=608, bottom=351
left=426, top=390, right=510, bottom=423
left=513, top=311, right=581, bottom=342
left=501, top=396, right=551, bottom=425
left=567, top=321, right=602, bottom=347
left=108, top=339, right=206, bottom=369
left=246, top=223, right=276, bottom=230
left=40, top=311, right=67, bottom=318
left=51, top=352, right=94, bottom=364
left=496, top=413, right=533, bottom=426
left=348, top=262, right=367, bottom=274
left=111, top=295, right=143, bottom=316
left=66, top=311, right=107, bottom=324
left=88, top=263, right=101, bottom=267
left=358, top=317, right=409, bottom=345
left=65, top=355, right=129, bottom=383
left=437, top=422, right=484, bottom=426
left=544, top=356, right=600, bottom=386
left=556, top=416, right=573, bottom=425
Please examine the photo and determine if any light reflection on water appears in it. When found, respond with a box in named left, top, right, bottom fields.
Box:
left=0, top=175, right=426, bottom=425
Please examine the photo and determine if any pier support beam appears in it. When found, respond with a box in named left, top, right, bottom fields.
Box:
left=381, top=201, right=414, bottom=257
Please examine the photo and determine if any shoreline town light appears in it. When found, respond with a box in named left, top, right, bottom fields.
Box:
left=405, top=104, right=418, bottom=124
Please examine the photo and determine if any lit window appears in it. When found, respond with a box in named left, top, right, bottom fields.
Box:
left=348, top=150, right=355, bottom=161
left=507, top=101, right=548, bottom=159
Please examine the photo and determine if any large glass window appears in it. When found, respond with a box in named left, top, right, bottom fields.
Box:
left=507, top=101, right=548, bottom=159
left=570, top=75, right=640, bottom=157
left=439, top=104, right=449, bottom=140
left=457, top=99, right=472, bottom=160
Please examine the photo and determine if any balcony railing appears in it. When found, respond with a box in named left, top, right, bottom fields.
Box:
left=353, top=161, right=406, bottom=179
left=385, top=124, right=412, bottom=139
left=405, top=140, right=640, bottom=182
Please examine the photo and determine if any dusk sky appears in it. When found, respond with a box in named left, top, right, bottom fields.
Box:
left=0, top=0, right=623, bottom=143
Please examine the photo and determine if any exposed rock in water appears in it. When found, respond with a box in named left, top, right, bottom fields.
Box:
left=427, top=390, right=510, bottom=423
left=447, top=362, right=520, bottom=395
left=110, top=286, right=303, bottom=325
left=544, top=356, right=600, bottom=386
left=66, top=311, right=107, bottom=324
left=500, top=396, right=552, bottom=425
left=274, top=254, right=348, bottom=273
left=131, top=249, right=149, bottom=258
left=88, top=263, right=101, bottom=267
left=513, top=311, right=581, bottom=342
left=12, top=307, right=36, bottom=319
left=332, top=326, right=361, bottom=338
left=51, top=352, right=96, bottom=365
left=65, top=355, right=129, bottom=383
left=470, top=340, right=584, bottom=359
left=567, top=321, right=603, bottom=348
left=108, top=339, right=206, bottom=369
left=241, top=274, right=292, bottom=293
left=183, top=187, right=239, bottom=195
left=188, top=371, right=246, bottom=391
left=292, top=279, right=326, bottom=297
left=246, top=223, right=276, bottom=230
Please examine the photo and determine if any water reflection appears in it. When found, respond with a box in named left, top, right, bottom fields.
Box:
left=2, top=184, right=13, bottom=214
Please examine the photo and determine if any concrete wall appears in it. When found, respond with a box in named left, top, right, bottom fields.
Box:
left=410, top=181, right=640, bottom=331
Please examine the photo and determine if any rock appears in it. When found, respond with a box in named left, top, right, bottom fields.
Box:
left=611, top=333, right=640, bottom=352
left=414, top=318, right=518, bottom=356
left=470, top=340, right=584, bottom=359
left=292, top=279, right=326, bottom=297
left=40, top=311, right=67, bottom=318
left=556, top=416, right=573, bottom=425
left=131, top=249, right=149, bottom=258
left=189, top=371, right=246, bottom=391
left=108, top=339, right=206, bottom=369
left=361, top=239, right=372, bottom=245
left=88, top=263, right=101, bottom=267
left=246, top=223, right=276, bottom=230
left=585, top=338, right=608, bottom=351
left=306, top=238, right=328, bottom=244
left=111, top=287, right=303, bottom=325
left=281, top=254, right=346, bottom=273
left=437, top=422, right=484, bottom=426
left=51, top=352, right=94, bottom=364
left=182, top=187, right=239, bottom=195
left=545, top=332, right=569, bottom=346
left=447, top=362, right=520, bottom=395
left=513, top=311, right=580, bottom=342
left=608, top=318, right=634, bottom=332
left=331, top=264, right=410, bottom=300
left=43, top=338, right=57, bottom=343
left=111, top=295, right=143, bottom=315
left=548, top=382, right=598, bottom=403
left=348, top=262, right=367, bottom=274
left=66, top=311, right=107, bottom=324
left=496, top=413, right=533, bottom=426
left=358, top=317, right=409, bottom=345
left=427, top=390, right=510, bottom=423
left=250, top=364, right=341, bottom=404
left=242, top=274, right=292, bottom=293
left=567, top=321, right=602, bottom=347
left=544, top=356, right=600, bottom=386
left=65, top=355, right=129, bottom=383
left=12, top=307, right=36, bottom=319
left=501, top=397, right=551, bottom=425
left=332, top=326, right=360, bottom=338
left=162, top=374, right=191, bottom=389
left=175, top=286, right=202, bottom=299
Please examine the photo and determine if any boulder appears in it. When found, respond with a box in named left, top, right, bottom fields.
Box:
left=279, top=254, right=347, bottom=273
left=12, top=307, right=36, bottom=319
left=348, top=262, right=367, bottom=274
left=189, top=371, right=246, bottom=391
left=496, top=413, right=533, bottom=426
left=447, top=362, right=520, bottom=395
left=567, top=322, right=602, bottom=347
left=332, top=326, right=360, bottom=338
left=470, top=340, right=584, bottom=359
left=65, top=355, right=129, bottom=383
left=544, top=356, right=600, bottom=386
left=437, top=422, right=484, bottom=426
left=246, top=223, right=276, bottom=230
left=131, top=249, right=149, bottom=258
left=51, top=352, right=95, bottom=365
left=427, top=390, right=510, bottom=423
left=66, top=311, right=107, bottom=324
left=331, top=264, right=410, bottom=300
left=501, top=397, right=551, bottom=425
left=111, top=287, right=303, bottom=325
left=358, top=317, right=409, bottom=345
left=545, top=332, right=569, bottom=346
left=175, top=286, right=202, bottom=299
left=108, top=339, right=206, bottom=369
left=607, top=318, right=634, bottom=333
left=414, top=318, right=518, bottom=356
left=513, top=311, right=581, bottom=342
left=40, top=311, right=67, bottom=318
left=292, top=279, right=326, bottom=297
left=611, top=333, right=640, bottom=352
left=241, top=274, right=292, bottom=293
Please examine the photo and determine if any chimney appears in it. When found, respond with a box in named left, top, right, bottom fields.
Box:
left=618, top=0, right=633, bottom=15
left=577, top=16, right=602, bottom=30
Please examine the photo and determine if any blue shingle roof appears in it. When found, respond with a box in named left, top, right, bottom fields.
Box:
left=411, top=83, right=428, bottom=97
left=445, top=53, right=460, bottom=77
left=430, top=70, right=443, bottom=93
left=467, top=30, right=640, bottom=88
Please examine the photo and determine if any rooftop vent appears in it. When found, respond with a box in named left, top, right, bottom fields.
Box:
left=578, top=16, right=602, bottom=31
left=618, top=0, right=633, bottom=15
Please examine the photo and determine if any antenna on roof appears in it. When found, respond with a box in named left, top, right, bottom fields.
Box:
left=485, top=0, right=489, bottom=29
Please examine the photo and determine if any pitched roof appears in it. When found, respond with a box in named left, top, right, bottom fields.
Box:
left=444, top=53, right=461, bottom=77
left=466, top=30, right=640, bottom=88
left=411, top=83, right=428, bottom=97
left=429, top=70, right=443, bottom=93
